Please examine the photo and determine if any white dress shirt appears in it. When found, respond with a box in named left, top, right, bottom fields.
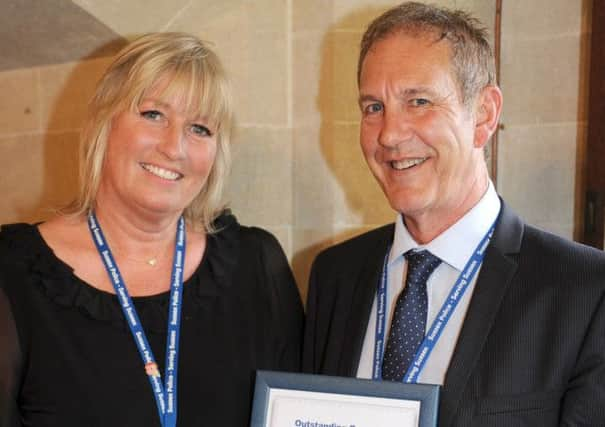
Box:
left=356, top=182, right=501, bottom=385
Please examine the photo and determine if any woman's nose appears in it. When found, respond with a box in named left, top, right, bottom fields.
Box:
left=158, top=125, right=186, bottom=160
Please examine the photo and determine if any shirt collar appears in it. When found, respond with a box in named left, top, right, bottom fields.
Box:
left=389, top=181, right=501, bottom=271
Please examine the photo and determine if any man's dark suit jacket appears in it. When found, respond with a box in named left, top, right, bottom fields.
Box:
left=303, top=204, right=605, bottom=426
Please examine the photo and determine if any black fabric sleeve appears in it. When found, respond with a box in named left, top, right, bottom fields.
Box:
left=560, top=290, right=605, bottom=425
left=0, top=286, right=23, bottom=427
left=256, top=228, right=304, bottom=372
left=302, top=256, right=320, bottom=374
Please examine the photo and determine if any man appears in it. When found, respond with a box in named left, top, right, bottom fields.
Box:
left=303, top=2, right=605, bottom=426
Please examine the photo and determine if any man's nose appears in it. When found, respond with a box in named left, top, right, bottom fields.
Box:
left=377, top=108, right=413, bottom=149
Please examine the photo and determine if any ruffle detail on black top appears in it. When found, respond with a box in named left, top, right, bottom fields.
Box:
left=0, top=211, right=241, bottom=333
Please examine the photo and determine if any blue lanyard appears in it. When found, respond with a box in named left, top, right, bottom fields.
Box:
left=372, top=221, right=496, bottom=383
left=88, top=213, right=185, bottom=427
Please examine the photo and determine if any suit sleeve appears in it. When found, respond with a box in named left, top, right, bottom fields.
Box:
left=0, top=286, right=23, bottom=427
left=559, top=290, right=605, bottom=425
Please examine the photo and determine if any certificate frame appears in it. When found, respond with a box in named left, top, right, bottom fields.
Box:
left=250, top=370, right=439, bottom=427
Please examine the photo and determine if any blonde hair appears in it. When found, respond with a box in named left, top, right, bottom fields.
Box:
left=67, top=32, right=233, bottom=232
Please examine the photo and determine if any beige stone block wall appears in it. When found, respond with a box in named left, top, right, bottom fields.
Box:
left=0, top=55, right=110, bottom=224
left=0, top=0, right=590, bottom=298
left=497, top=0, right=590, bottom=241
left=0, top=69, right=40, bottom=134
left=0, top=133, right=79, bottom=223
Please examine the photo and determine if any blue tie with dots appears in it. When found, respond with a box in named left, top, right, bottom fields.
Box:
left=382, top=249, right=441, bottom=381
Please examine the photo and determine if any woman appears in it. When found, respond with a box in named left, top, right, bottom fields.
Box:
left=0, top=33, right=303, bottom=427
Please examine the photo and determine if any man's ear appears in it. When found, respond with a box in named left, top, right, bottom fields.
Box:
left=473, top=85, right=502, bottom=148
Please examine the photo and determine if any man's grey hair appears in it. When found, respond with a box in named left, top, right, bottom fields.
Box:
left=358, top=1, right=496, bottom=105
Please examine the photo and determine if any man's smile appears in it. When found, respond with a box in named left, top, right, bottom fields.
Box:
left=390, top=157, right=428, bottom=170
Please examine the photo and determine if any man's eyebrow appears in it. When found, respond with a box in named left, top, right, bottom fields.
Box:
left=358, top=94, right=380, bottom=105
left=398, top=87, right=436, bottom=98
left=358, top=87, right=439, bottom=104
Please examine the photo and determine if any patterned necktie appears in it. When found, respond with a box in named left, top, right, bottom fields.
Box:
left=382, top=249, right=441, bottom=381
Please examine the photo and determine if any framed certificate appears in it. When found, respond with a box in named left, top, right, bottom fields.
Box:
left=250, top=371, right=439, bottom=427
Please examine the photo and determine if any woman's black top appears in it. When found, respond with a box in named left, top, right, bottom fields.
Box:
left=0, top=213, right=304, bottom=427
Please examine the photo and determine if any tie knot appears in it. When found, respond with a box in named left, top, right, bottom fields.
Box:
left=404, top=249, right=441, bottom=281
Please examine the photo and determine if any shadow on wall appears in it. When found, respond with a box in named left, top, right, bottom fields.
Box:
left=291, top=6, right=394, bottom=302
left=21, top=40, right=125, bottom=224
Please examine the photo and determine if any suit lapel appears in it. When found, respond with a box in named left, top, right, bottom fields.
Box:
left=338, top=224, right=394, bottom=376
left=439, top=203, right=523, bottom=427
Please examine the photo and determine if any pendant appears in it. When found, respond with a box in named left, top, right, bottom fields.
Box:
left=145, top=362, right=160, bottom=377
left=147, top=258, right=157, bottom=266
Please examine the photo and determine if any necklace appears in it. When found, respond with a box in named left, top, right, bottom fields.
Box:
left=103, top=232, right=173, bottom=267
